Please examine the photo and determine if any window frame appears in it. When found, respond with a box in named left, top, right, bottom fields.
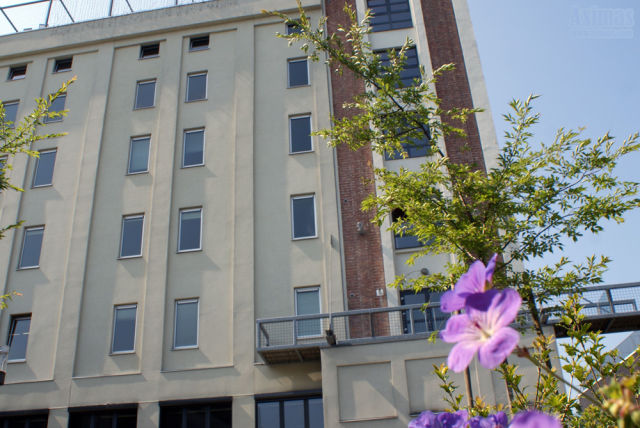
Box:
left=127, top=135, right=151, bottom=175
left=287, top=58, right=310, bottom=88
left=182, top=128, right=205, bottom=168
left=178, top=207, right=203, bottom=252
left=185, top=72, right=208, bottom=102
left=189, top=35, right=210, bottom=51
left=139, top=43, right=160, bottom=59
left=119, top=214, right=145, bottom=259
left=7, top=314, right=31, bottom=362
left=2, top=100, right=19, bottom=129
left=18, top=226, right=44, bottom=270
left=288, top=114, right=313, bottom=154
left=294, top=287, right=322, bottom=338
left=8, top=65, right=27, bottom=81
left=173, top=298, right=199, bottom=350
left=377, top=46, right=421, bottom=87
left=53, top=57, right=73, bottom=73
left=111, top=304, right=137, bottom=354
left=290, top=194, right=317, bottom=240
left=134, top=79, right=157, bottom=110
left=367, top=0, right=413, bottom=32
left=31, top=148, right=57, bottom=188
left=43, top=93, right=66, bottom=123
left=256, top=394, right=323, bottom=428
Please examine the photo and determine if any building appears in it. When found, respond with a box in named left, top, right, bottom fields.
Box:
left=0, top=0, right=506, bottom=426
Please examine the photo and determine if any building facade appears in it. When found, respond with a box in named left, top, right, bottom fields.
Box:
left=0, top=0, right=508, bottom=427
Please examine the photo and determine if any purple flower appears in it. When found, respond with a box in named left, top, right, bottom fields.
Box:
left=440, top=288, right=521, bottom=372
left=509, top=411, right=561, bottom=428
left=467, top=411, right=508, bottom=428
left=441, top=255, right=498, bottom=313
left=408, top=410, right=468, bottom=428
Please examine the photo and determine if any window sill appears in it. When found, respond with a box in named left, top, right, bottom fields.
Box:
left=110, top=350, right=136, bottom=356
left=126, top=170, right=149, bottom=176
left=292, top=235, right=318, bottom=241
left=8, top=359, right=26, bottom=363
left=8, top=76, right=26, bottom=81
left=32, top=183, right=53, bottom=189
left=17, top=265, right=39, bottom=270
left=181, top=163, right=205, bottom=169
left=289, top=149, right=314, bottom=155
left=185, top=98, right=207, bottom=103
left=118, top=255, right=143, bottom=260
left=133, top=106, right=155, bottom=111
left=139, top=55, right=159, bottom=60
left=287, top=83, right=311, bottom=89
left=394, top=246, right=426, bottom=254
left=177, top=248, right=202, bottom=254
left=189, top=47, right=210, bottom=52
left=172, top=345, right=198, bottom=351
left=53, top=69, right=72, bottom=74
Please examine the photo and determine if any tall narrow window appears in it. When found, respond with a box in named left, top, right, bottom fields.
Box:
left=134, top=80, right=156, bottom=109
left=120, top=215, right=144, bottom=258
left=289, top=115, right=312, bottom=153
left=18, top=226, right=44, bottom=269
left=378, top=47, right=421, bottom=87
left=186, top=72, right=207, bottom=102
left=3, top=101, right=18, bottom=128
left=43, top=93, right=66, bottom=123
left=287, top=58, right=309, bottom=87
left=367, top=0, right=413, bottom=32
left=32, top=149, right=56, bottom=187
left=295, top=287, right=321, bottom=337
left=54, top=57, right=73, bottom=73
left=8, top=65, right=27, bottom=80
left=178, top=208, right=202, bottom=252
left=174, top=299, right=198, bottom=349
left=391, top=209, right=425, bottom=249
left=189, top=35, right=210, bottom=51
left=112, top=304, right=137, bottom=353
left=291, top=195, right=316, bottom=239
left=183, top=129, right=205, bottom=167
left=128, top=136, right=150, bottom=174
left=7, top=315, right=30, bottom=361
left=140, top=43, right=160, bottom=59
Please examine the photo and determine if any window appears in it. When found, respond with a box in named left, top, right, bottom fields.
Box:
left=160, top=400, right=232, bottom=428
left=8, top=65, right=26, bottom=80
left=0, top=413, right=48, bottom=428
left=289, top=115, right=312, bottom=153
left=18, top=226, right=44, bottom=269
left=178, top=208, right=202, bottom=252
left=286, top=21, right=302, bottom=35
left=7, top=315, right=30, bottom=361
left=391, top=209, right=424, bottom=249
left=189, top=35, right=210, bottom=51
left=128, top=136, right=150, bottom=174
left=295, top=287, right=321, bottom=337
left=120, top=215, right=144, bottom=258
left=112, top=304, right=137, bottom=353
left=367, top=0, right=413, bottom=32
left=43, top=93, right=66, bottom=123
left=2, top=101, right=18, bottom=128
left=32, top=149, right=56, bottom=187
left=291, top=195, right=316, bottom=239
left=186, top=72, right=207, bottom=102
left=174, top=299, right=198, bottom=349
left=140, top=43, right=160, bottom=59
left=69, top=407, right=137, bottom=428
left=384, top=119, right=431, bottom=160
left=134, top=80, right=156, bottom=109
left=257, top=396, right=323, bottom=428
left=182, top=129, right=205, bottom=167
left=378, top=46, right=421, bottom=87
left=287, top=58, right=309, bottom=87
left=54, top=57, right=73, bottom=72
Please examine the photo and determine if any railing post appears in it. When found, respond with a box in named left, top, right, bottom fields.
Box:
left=409, top=308, right=414, bottom=334
left=607, top=288, right=615, bottom=314
left=369, top=310, right=374, bottom=337
left=293, top=320, right=298, bottom=345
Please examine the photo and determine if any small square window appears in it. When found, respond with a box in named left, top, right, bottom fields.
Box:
left=120, top=215, right=144, bottom=258
left=140, top=43, right=160, bottom=59
left=32, top=149, right=56, bottom=187
left=112, top=304, right=137, bottom=353
left=8, top=65, right=27, bottom=81
left=183, top=129, right=205, bottom=167
left=286, top=21, right=302, bottom=35
left=134, top=80, right=156, bottom=109
left=2, top=101, right=19, bottom=128
left=186, top=72, right=207, bottom=102
left=43, top=93, right=66, bottom=123
left=189, top=35, right=210, bottom=51
left=291, top=195, right=316, bottom=239
left=128, top=136, right=150, bottom=174
left=295, top=287, right=321, bottom=337
left=289, top=115, right=312, bottom=153
left=7, top=315, right=30, bottom=361
left=178, top=208, right=202, bottom=252
left=18, top=226, right=44, bottom=269
left=174, top=299, right=198, bottom=349
left=288, top=58, right=309, bottom=87
left=54, top=57, right=73, bottom=73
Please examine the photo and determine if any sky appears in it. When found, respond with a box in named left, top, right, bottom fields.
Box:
left=467, top=1, right=640, bottom=285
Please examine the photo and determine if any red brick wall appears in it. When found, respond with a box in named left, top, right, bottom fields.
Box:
left=421, top=0, right=486, bottom=171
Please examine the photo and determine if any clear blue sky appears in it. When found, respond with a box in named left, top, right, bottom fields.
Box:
left=468, top=1, right=640, bottom=285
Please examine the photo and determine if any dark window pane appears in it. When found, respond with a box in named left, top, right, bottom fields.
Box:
left=140, top=43, right=159, bottom=58
left=187, top=74, right=207, bottom=101
left=19, top=227, right=44, bottom=268
left=7, top=316, right=30, bottom=360
left=257, top=402, right=280, bottom=428
left=183, top=130, right=204, bottom=166
left=286, top=21, right=302, bottom=35
left=175, top=300, right=198, bottom=348
left=54, top=57, right=73, bottom=72
left=378, top=47, right=421, bottom=87
left=308, top=398, right=323, bottom=428
left=96, top=414, right=113, bottom=428
left=290, top=116, right=312, bottom=153
left=117, top=413, right=137, bottom=428
left=128, top=137, right=150, bottom=174
left=3, top=102, right=18, bottom=127
left=190, top=35, right=210, bottom=51
left=135, top=81, right=155, bottom=109
left=8, top=65, right=26, bottom=80
left=43, top=94, right=66, bottom=123
left=186, top=408, right=206, bottom=428
left=292, top=196, right=316, bottom=239
left=210, top=407, right=232, bottom=428
left=284, top=400, right=305, bottom=428
left=121, top=216, right=143, bottom=257
left=113, top=305, right=136, bottom=353
left=179, top=209, right=202, bottom=251
left=160, top=408, right=182, bottom=428
left=367, top=0, right=412, bottom=32
left=288, top=59, right=308, bottom=87
left=33, top=150, right=56, bottom=187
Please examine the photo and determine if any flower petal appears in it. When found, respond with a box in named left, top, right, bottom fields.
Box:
left=440, top=289, right=466, bottom=313
left=466, top=289, right=500, bottom=313
left=440, top=314, right=473, bottom=343
left=509, top=410, right=561, bottom=428
left=485, top=254, right=498, bottom=284
left=409, top=410, right=439, bottom=428
left=447, top=340, right=480, bottom=372
left=477, top=327, right=519, bottom=369
left=436, top=410, right=468, bottom=428
left=491, top=288, right=522, bottom=328
left=455, top=260, right=486, bottom=295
